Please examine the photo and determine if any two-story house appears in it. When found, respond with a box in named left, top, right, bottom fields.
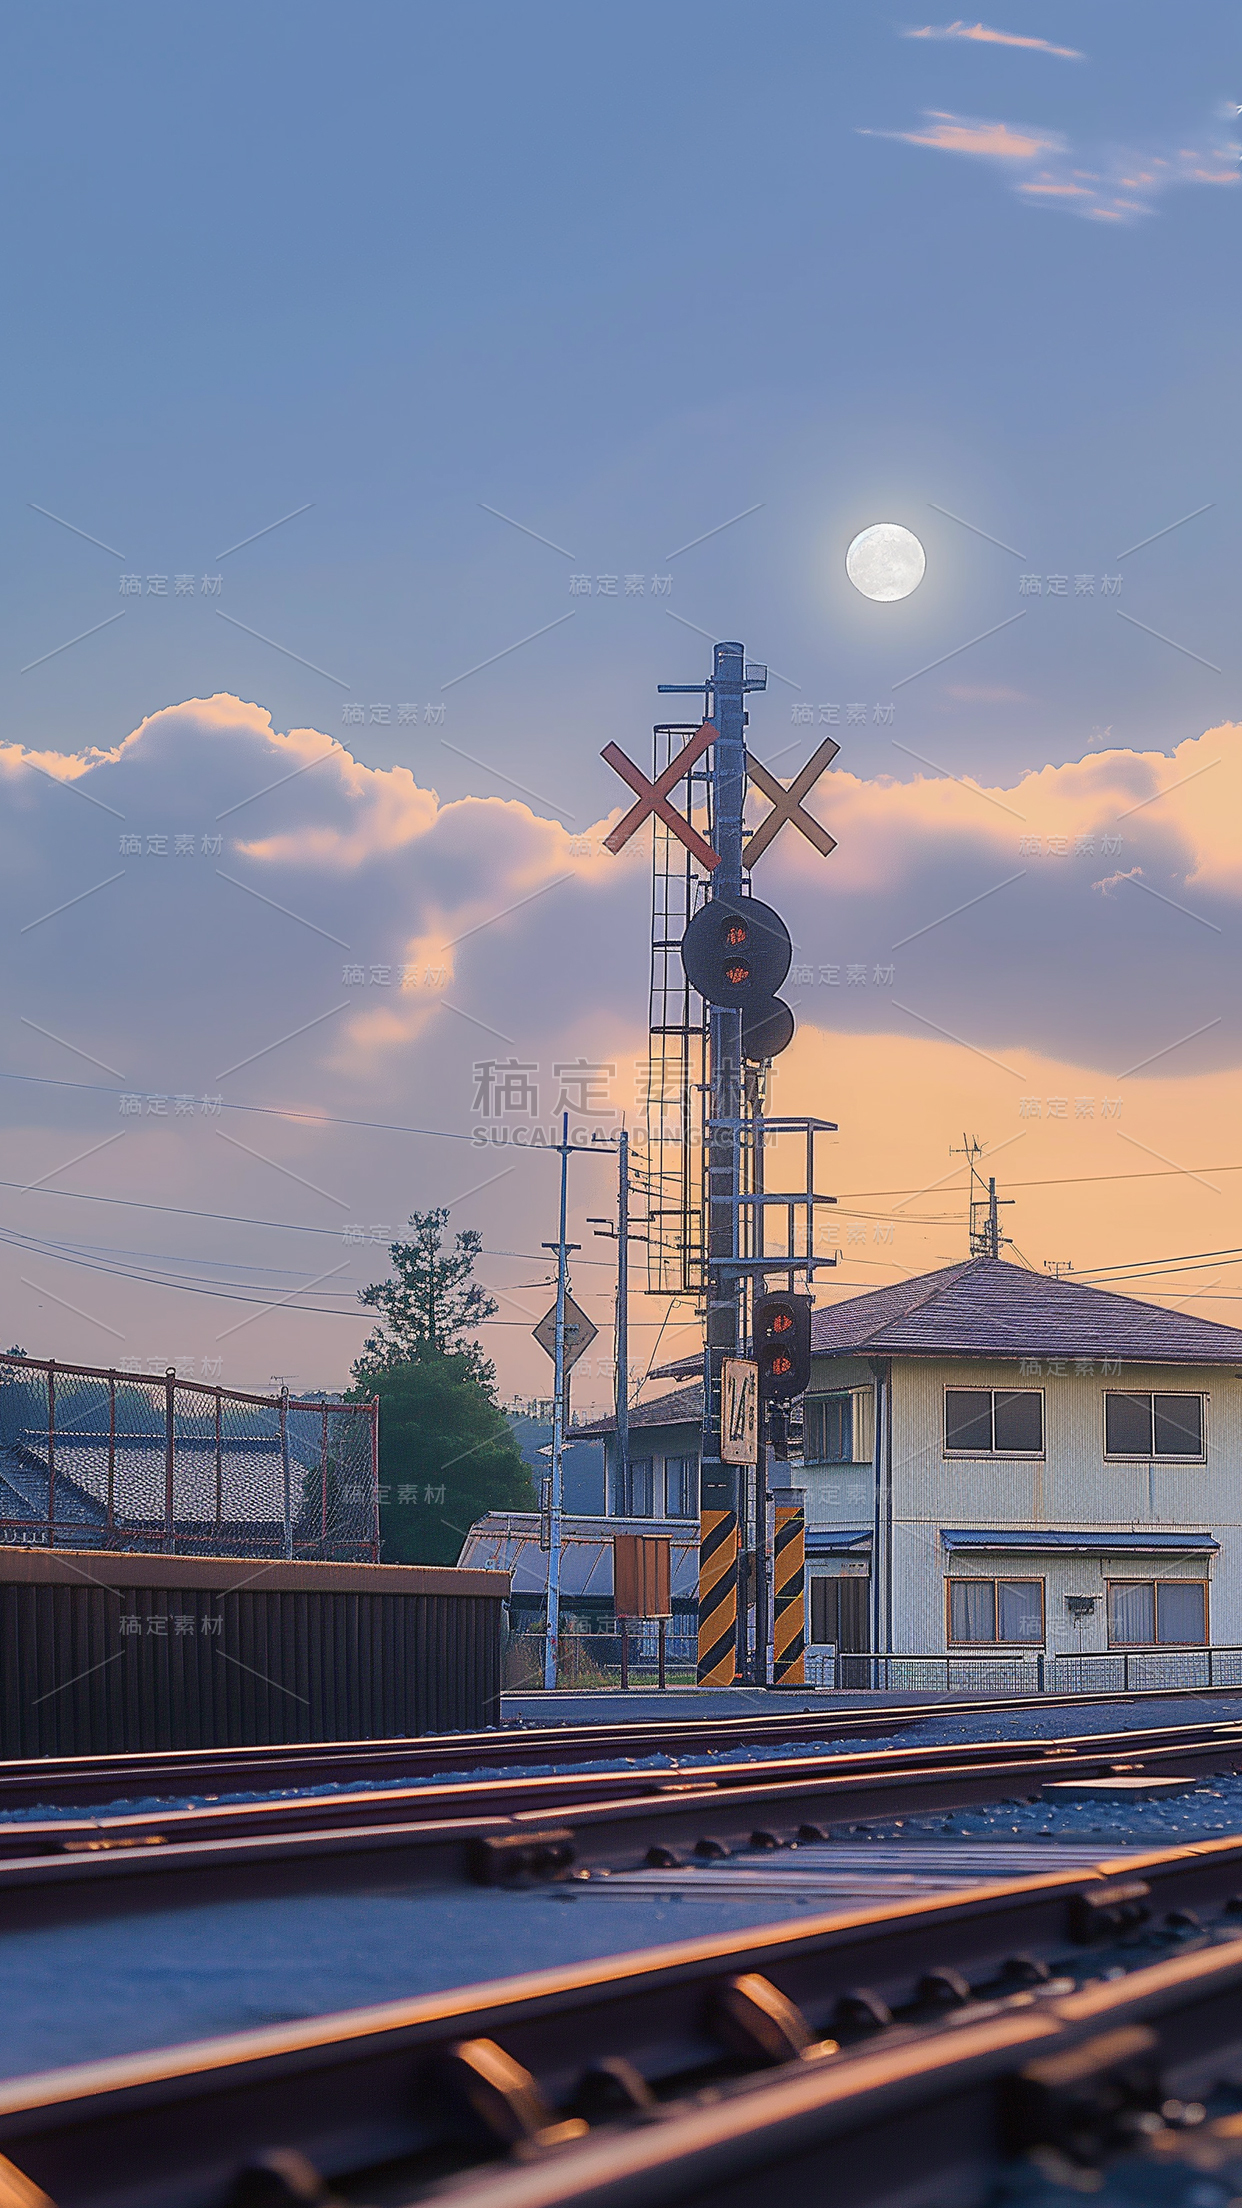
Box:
left=553, top=1257, right=1242, bottom=1661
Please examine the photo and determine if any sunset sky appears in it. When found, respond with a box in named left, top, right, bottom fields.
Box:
left=2, top=3, right=1238, bottom=1407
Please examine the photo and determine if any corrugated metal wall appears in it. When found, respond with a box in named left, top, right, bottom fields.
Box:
left=0, top=1555, right=506, bottom=1751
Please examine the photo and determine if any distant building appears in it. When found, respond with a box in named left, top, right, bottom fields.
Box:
left=502, top=1259, right=1242, bottom=1662
left=458, top=1392, right=700, bottom=1629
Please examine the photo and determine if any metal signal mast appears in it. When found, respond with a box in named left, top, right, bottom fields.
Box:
left=602, top=642, right=840, bottom=1686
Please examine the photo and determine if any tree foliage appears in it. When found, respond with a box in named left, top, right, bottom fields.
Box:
left=352, top=1209, right=531, bottom=1563
left=357, top=1209, right=497, bottom=1381
left=355, top=1354, right=534, bottom=1565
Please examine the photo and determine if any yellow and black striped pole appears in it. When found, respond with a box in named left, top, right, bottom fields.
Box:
left=697, top=1507, right=739, bottom=1685
left=772, top=1501, right=805, bottom=1686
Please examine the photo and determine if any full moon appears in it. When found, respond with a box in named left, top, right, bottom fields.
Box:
left=846, top=522, right=926, bottom=602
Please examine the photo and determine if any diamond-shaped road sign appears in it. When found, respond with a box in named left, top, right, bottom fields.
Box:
left=532, top=1294, right=598, bottom=1373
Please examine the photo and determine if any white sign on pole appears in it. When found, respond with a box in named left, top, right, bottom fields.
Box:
left=721, top=1357, right=759, bottom=1465
left=532, top=1293, right=598, bottom=1372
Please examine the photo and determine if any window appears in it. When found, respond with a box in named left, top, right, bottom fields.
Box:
left=1104, top=1392, right=1204, bottom=1459
left=810, top=1576, right=869, bottom=1652
left=620, top=1458, right=653, bottom=1517
left=804, top=1393, right=853, bottom=1464
left=1108, top=1580, right=1207, bottom=1645
left=665, top=1457, right=697, bottom=1518
left=947, top=1577, right=1044, bottom=1644
left=945, top=1388, right=1043, bottom=1455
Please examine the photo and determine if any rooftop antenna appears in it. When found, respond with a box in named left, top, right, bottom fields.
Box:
left=1044, top=1258, right=1074, bottom=1279
left=950, top=1135, right=1012, bottom=1260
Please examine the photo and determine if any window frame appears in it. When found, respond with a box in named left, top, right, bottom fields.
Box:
left=1102, top=1390, right=1206, bottom=1464
left=1106, top=1577, right=1209, bottom=1647
left=803, top=1391, right=855, bottom=1465
left=945, top=1575, right=1045, bottom=1646
left=943, top=1386, right=1045, bottom=1460
left=664, top=1456, right=698, bottom=1520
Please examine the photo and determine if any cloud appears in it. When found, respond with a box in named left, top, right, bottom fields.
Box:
left=903, top=21, right=1084, bottom=61
left=3, top=695, right=1241, bottom=1394
left=862, top=107, right=1240, bottom=221
left=864, top=110, right=1060, bottom=161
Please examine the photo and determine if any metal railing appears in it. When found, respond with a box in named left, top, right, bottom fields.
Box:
left=504, top=1625, right=700, bottom=1692
left=0, top=1354, right=379, bottom=1560
left=1048, top=1647, right=1242, bottom=1693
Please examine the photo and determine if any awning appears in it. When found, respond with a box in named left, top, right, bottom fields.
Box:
left=806, top=1527, right=872, bottom=1556
left=940, top=1528, right=1219, bottom=1556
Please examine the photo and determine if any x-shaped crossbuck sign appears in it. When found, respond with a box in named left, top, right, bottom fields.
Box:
left=601, top=720, right=721, bottom=869
left=742, top=734, right=839, bottom=868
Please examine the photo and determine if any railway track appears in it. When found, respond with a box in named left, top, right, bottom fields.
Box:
left=3, top=1680, right=1240, bottom=1811
left=2, top=1713, right=1242, bottom=1931
left=6, top=1829, right=1242, bottom=2207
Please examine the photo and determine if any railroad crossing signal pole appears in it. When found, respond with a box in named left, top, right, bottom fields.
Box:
left=703, top=643, right=747, bottom=1678
left=602, top=638, right=837, bottom=1692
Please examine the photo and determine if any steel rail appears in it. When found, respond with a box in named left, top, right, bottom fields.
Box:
left=3, top=1716, right=1242, bottom=1930
left=1, top=1681, right=1239, bottom=1810
left=3, top=1711, right=1242, bottom=1861
left=6, top=1834, right=1242, bottom=2208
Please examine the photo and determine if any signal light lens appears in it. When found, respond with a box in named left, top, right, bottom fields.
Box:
left=771, top=1353, right=793, bottom=1377
left=769, top=1310, right=793, bottom=1334
left=723, top=919, right=749, bottom=947
left=724, top=958, right=751, bottom=987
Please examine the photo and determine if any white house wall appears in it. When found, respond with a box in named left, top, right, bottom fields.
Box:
left=892, top=1357, right=1231, bottom=1656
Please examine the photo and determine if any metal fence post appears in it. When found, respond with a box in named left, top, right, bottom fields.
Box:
left=280, top=1387, right=292, bottom=1560
left=106, top=1370, right=116, bottom=1541
left=214, top=1389, right=223, bottom=1539
left=1037, top=1653, right=1045, bottom=1692
left=320, top=1404, right=330, bottom=1550
left=46, top=1360, right=56, bottom=1544
left=370, top=1398, right=381, bottom=1563
left=164, top=1368, right=176, bottom=1552
left=658, top=1615, right=667, bottom=1690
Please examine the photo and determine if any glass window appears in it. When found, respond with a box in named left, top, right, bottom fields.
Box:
left=945, top=1390, right=993, bottom=1452
left=993, top=1391, right=1043, bottom=1453
left=805, top=1394, right=853, bottom=1464
left=665, top=1457, right=697, bottom=1518
left=945, top=1389, right=1042, bottom=1455
left=1153, top=1395, right=1203, bottom=1457
left=624, top=1458, right=653, bottom=1517
left=1156, top=1581, right=1207, bottom=1644
left=949, top=1579, right=995, bottom=1642
left=1108, top=1581, right=1156, bottom=1644
left=949, top=1577, right=1043, bottom=1643
left=1104, top=1393, right=1154, bottom=1455
left=1105, top=1392, right=1204, bottom=1458
left=997, top=1579, right=1043, bottom=1642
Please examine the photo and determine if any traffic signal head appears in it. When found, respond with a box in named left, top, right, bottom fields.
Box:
left=754, top=1292, right=812, bottom=1401
left=680, top=894, right=792, bottom=1008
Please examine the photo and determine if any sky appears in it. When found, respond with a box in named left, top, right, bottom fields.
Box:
left=1, top=2, right=1239, bottom=1407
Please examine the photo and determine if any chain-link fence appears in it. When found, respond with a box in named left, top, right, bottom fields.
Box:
left=0, top=1355, right=379, bottom=1558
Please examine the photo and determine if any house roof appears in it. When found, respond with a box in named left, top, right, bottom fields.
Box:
left=574, top=1384, right=703, bottom=1440
left=810, top=1257, right=1242, bottom=1366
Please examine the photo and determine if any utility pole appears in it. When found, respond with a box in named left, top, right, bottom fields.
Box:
left=589, top=1126, right=639, bottom=1516
left=542, top=1112, right=574, bottom=1692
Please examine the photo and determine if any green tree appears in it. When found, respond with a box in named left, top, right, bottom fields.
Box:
left=358, top=1209, right=497, bottom=1380
left=353, top=1209, right=534, bottom=1562
left=357, top=1354, right=534, bottom=1564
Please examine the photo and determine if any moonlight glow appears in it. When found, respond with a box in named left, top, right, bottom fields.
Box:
left=846, top=523, right=926, bottom=602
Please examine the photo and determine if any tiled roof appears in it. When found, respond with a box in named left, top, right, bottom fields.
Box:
left=811, top=1257, right=1242, bottom=1364
left=574, top=1383, right=703, bottom=1439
